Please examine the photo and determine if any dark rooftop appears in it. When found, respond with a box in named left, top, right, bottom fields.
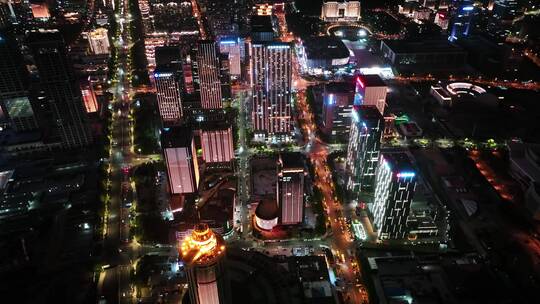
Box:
left=251, top=15, right=273, bottom=32
left=160, top=126, right=192, bottom=149
left=324, top=81, right=355, bottom=94
left=255, top=199, right=278, bottom=220
left=382, top=39, right=465, bottom=54
left=302, top=36, right=349, bottom=60
left=278, top=152, right=305, bottom=170
left=381, top=151, right=415, bottom=173
left=355, top=105, right=383, bottom=121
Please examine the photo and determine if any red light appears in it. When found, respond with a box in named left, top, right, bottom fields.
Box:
left=356, top=77, right=365, bottom=89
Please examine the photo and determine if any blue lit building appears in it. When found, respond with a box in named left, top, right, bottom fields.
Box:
left=372, top=151, right=417, bottom=240
left=448, top=1, right=475, bottom=42
left=346, top=105, right=384, bottom=196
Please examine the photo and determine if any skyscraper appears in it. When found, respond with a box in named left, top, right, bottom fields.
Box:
left=250, top=42, right=292, bottom=141
left=372, top=152, right=417, bottom=240
left=87, top=28, right=110, bottom=55
left=197, top=40, right=223, bottom=109
left=161, top=126, right=199, bottom=194
left=219, top=37, right=242, bottom=79
left=200, top=122, right=234, bottom=164
left=354, top=74, right=387, bottom=115
left=448, top=1, right=474, bottom=42
left=27, top=29, right=92, bottom=148
left=0, top=28, right=38, bottom=132
left=346, top=105, right=384, bottom=195
left=154, top=67, right=183, bottom=126
left=321, top=82, right=355, bottom=141
left=277, top=153, right=305, bottom=225
left=180, top=223, right=231, bottom=304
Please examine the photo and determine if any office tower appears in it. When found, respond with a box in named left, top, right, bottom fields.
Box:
left=180, top=223, right=231, bottom=304
left=219, top=38, right=242, bottom=79
left=493, top=0, right=518, bottom=19
left=0, top=28, right=38, bottom=132
left=372, top=152, right=417, bottom=240
left=321, top=82, right=355, bottom=141
left=354, top=74, right=387, bottom=115
left=346, top=105, right=384, bottom=195
left=197, top=40, right=223, bottom=109
left=161, top=126, right=199, bottom=194
left=250, top=15, right=274, bottom=42
left=87, top=28, right=110, bottom=55
left=448, top=1, right=474, bottom=41
left=154, top=67, right=183, bottom=126
left=201, top=122, right=234, bottom=164
left=250, top=42, right=292, bottom=141
left=27, top=29, right=92, bottom=148
left=277, top=153, right=305, bottom=225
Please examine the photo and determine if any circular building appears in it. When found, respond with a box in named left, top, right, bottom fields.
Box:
left=299, top=36, right=350, bottom=75
left=254, top=199, right=279, bottom=231
left=180, top=224, right=231, bottom=304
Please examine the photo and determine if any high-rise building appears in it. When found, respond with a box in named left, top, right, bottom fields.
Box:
left=27, top=29, right=92, bottom=148
left=161, top=126, right=199, bottom=194
left=354, top=74, right=387, bottom=115
left=197, top=40, right=223, bottom=109
left=321, top=82, right=355, bottom=141
left=277, top=153, right=305, bottom=225
left=449, top=1, right=474, bottom=41
left=180, top=223, right=231, bottom=304
left=346, top=105, right=384, bottom=195
left=200, top=122, right=234, bottom=164
left=372, top=152, right=417, bottom=240
left=219, top=38, right=242, bottom=79
left=87, top=28, right=110, bottom=55
left=250, top=42, right=292, bottom=141
left=0, top=28, right=38, bottom=132
left=154, top=67, right=183, bottom=126
left=493, top=0, right=518, bottom=20
left=321, top=0, right=361, bottom=22
left=250, top=15, right=274, bottom=42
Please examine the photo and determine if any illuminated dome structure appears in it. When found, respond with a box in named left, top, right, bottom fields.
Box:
left=180, top=224, right=231, bottom=304
left=254, top=199, right=279, bottom=231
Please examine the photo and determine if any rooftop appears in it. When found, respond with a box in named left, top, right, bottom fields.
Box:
left=324, top=81, right=355, bottom=94
left=381, top=151, right=415, bottom=173
left=251, top=15, right=273, bottom=32
left=302, top=36, right=349, bottom=60
left=278, top=152, right=305, bottom=170
left=357, top=74, right=386, bottom=87
left=160, top=126, right=192, bottom=149
left=255, top=199, right=279, bottom=220
left=382, top=39, right=465, bottom=54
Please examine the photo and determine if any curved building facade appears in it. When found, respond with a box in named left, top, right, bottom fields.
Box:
left=181, top=224, right=231, bottom=304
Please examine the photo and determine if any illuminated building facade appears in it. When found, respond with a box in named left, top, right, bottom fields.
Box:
left=200, top=123, right=234, bottom=164
left=181, top=223, right=231, bottom=304
left=154, top=68, right=183, bottom=126
left=321, top=0, right=361, bottom=21
left=197, top=40, right=223, bottom=109
left=321, top=82, right=355, bottom=141
left=277, top=153, right=305, bottom=225
left=449, top=1, right=474, bottom=42
left=355, top=74, right=387, bottom=115
left=161, top=126, right=199, bottom=194
left=87, top=28, right=110, bottom=55
left=434, top=10, right=449, bottom=30
left=372, top=152, right=417, bottom=240
left=346, top=105, right=384, bottom=195
left=250, top=42, right=292, bottom=142
left=218, top=38, right=242, bottom=79
left=80, top=80, right=98, bottom=113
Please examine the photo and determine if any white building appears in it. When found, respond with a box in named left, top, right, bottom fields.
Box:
left=250, top=42, right=292, bottom=142
left=219, top=38, right=242, bottom=79
left=355, top=74, right=388, bottom=115
left=161, top=127, right=199, bottom=194
left=197, top=40, right=223, bottom=109
left=321, top=1, right=361, bottom=22
left=88, top=28, right=110, bottom=55
left=154, top=69, right=183, bottom=126
left=201, top=124, right=234, bottom=163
